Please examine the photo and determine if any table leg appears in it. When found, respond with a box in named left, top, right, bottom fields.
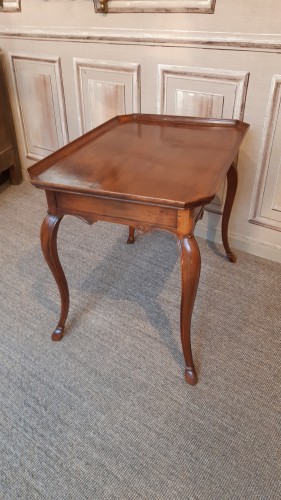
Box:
left=127, top=226, right=135, bottom=244
left=222, top=162, right=238, bottom=263
left=40, top=214, right=69, bottom=341
left=9, top=163, right=22, bottom=185
left=179, top=235, right=201, bottom=385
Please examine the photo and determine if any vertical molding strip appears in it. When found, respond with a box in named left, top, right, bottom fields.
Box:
left=249, top=74, right=281, bottom=231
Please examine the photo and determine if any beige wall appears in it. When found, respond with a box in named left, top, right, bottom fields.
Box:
left=1, top=0, right=281, bottom=262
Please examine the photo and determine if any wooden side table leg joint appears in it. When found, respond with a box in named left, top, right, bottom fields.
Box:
left=40, top=213, right=70, bottom=341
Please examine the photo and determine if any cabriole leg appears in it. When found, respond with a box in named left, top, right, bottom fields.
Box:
left=40, top=214, right=69, bottom=341
left=127, top=226, right=135, bottom=244
left=222, top=162, right=238, bottom=263
left=178, top=235, right=201, bottom=385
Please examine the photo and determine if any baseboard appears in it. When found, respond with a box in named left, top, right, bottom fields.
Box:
left=195, top=221, right=281, bottom=264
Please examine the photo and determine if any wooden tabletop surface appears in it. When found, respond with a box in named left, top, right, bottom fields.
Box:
left=28, top=114, right=249, bottom=209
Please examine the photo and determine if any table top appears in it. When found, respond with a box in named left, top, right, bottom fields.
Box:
left=28, top=114, right=249, bottom=209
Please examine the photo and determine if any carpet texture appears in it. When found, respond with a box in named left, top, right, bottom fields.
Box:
left=0, top=181, right=281, bottom=500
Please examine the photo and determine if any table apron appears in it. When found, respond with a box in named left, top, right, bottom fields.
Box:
left=52, top=191, right=178, bottom=230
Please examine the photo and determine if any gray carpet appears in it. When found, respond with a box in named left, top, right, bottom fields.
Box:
left=0, top=181, right=281, bottom=500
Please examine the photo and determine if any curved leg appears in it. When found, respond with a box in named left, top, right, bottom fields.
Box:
left=127, top=226, right=135, bottom=244
left=40, top=214, right=69, bottom=341
left=222, top=162, right=238, bottom=263
left=179, top=235, right=201, bottom=385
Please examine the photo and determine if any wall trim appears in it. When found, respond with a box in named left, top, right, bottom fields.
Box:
left=93, top=0, right=216, bottom=14
left=1, top=27, right=281, bottom=52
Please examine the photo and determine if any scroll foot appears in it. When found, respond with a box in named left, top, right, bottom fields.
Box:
left=52, top=327, right=64, bottom=341
left=9, top=164, right=22, bottom=185
left=127, top=226, right=135, bottom=244
left=226, top=252, right=236, bottom=263
left=185, top=366, right=198, bottom=385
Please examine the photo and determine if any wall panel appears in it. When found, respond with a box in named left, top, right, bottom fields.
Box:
left=11, top=54, right=68, bottom=160
left=74, top=59, right=140, bottom=134
left=249, top=75, right=281, bottom=231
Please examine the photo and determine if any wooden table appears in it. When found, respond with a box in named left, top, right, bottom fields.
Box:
left=28, top=114, right=249, bottom=385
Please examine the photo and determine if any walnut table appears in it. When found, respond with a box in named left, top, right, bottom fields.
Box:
left=28, top=114, right=249, bottom=385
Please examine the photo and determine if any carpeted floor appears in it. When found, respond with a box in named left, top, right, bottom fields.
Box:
left=0, top=181, right=281, bottom=500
